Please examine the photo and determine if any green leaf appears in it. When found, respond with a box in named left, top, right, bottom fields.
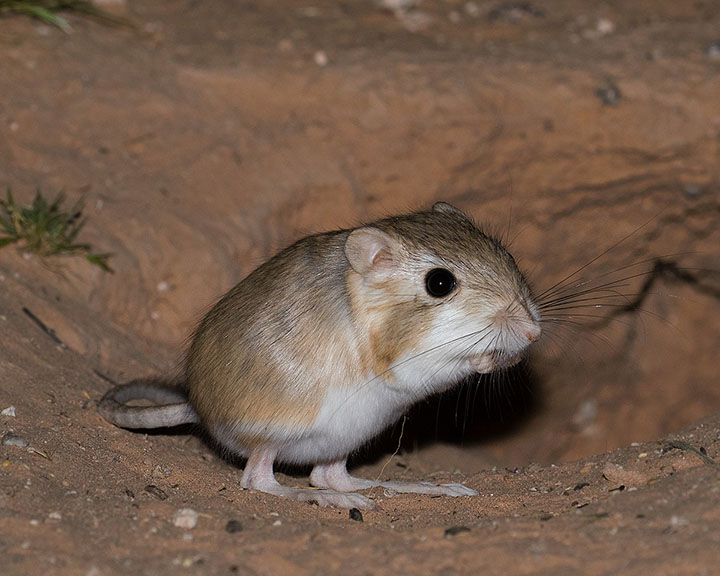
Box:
left=24, top=5, right=72, bottom=32
left=86, top=253, right=114, bottom=273
left=0, top=187, right=113, bottom=273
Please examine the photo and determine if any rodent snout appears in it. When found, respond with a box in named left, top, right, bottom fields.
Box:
left=491, top=306, right=542, bottom=345
left=524, top=322, right=542, bottom=343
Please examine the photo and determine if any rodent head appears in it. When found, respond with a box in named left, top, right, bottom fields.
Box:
left=344, top=202, right=541, bottom=394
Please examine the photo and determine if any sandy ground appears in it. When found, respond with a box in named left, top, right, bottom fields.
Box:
left=1, top=0, right=720, bottom=574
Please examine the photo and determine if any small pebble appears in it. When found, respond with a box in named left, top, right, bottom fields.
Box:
left=2, top=433, right=28, bottom=448
left=1, top=406, right=16, bottom=417
left=173, top=508, right=199, bottom=530
left=313, top=51, right=328, bottom=67
left=670, top=515, right=688, bottom=527
left=596, top=79, right=621, bottom=106
left=682, top=182, right=702, bottom=197
left=705, top=40, right=720, bottom=61
left=349, top=508, right=364, bottom=522
left=225, top=519, right=243, bottom=533
left=444, top=525, right=471, bottom=538
left=595, top=18, right=615, bottom=36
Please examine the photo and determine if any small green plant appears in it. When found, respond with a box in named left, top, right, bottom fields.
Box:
left=0, top=188, right=113, bottom=272
left=0, top=0, right=129, bottom=33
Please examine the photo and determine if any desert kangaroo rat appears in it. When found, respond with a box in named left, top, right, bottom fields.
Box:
left=99, top=202, right=541, bottom=509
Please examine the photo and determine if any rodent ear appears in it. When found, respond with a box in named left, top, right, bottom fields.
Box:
left=432, top=202, right=470, bottom=220
left=344, top=227, right=402, bottom=275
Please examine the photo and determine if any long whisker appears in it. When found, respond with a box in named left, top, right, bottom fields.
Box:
left=538, top=268, right=663, bottom=309
left=535, top=213, right=662, bottom=302
left=539, top=282, right=634, bottom=309
left=538, top=290, right=636, bottom=310
left=542, top=318, right=621, bottom=356
left=538, top=251, right=697, bottom=303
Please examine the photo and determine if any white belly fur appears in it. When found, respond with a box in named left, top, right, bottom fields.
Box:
left=275, top=378, right=413, bottom=464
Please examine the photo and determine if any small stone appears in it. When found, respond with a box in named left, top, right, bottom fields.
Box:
left=705, top=41, right=720, bottom=61
left=682, top=183, right=702, bottom=197
left=349, top=508, right=364, bottom=522
left=313, top=51, right=328, bottom=67
left=225, top=519, right=243, bottom=533
left=2, top=433, right=28, bottom=448
left=173, top=508, right=199, bottom=530
left=670, top=515, right=688, bottom=527
left=595, top=18, right=615, bottom=36
left=596, top=79, right=621, bottom=107
left=444, top=525, right=471, bottom=538
left=48, top=511, right=62, bottom=521
left=1, top=406, right=16, bottom=417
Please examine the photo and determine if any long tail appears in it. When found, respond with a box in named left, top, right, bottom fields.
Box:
left=98, top=380, right=200, bottom=429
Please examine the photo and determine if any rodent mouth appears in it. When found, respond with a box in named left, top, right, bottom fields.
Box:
left=489, top=349, right=522, bottom=369
left=468, top=350, right=522, bottom=373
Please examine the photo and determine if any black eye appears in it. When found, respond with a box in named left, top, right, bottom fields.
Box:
left=425, top=268, right=456, bottom=298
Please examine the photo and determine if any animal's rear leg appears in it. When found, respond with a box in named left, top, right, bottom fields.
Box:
left=241, top=447, right=376, bottom=509
left=310, top=459, right=477, bottom=497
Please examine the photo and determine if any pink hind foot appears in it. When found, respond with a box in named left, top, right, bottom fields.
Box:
left=241, top=447, right=376, bottom=509
left=310, top=459, right=477, bottom=497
